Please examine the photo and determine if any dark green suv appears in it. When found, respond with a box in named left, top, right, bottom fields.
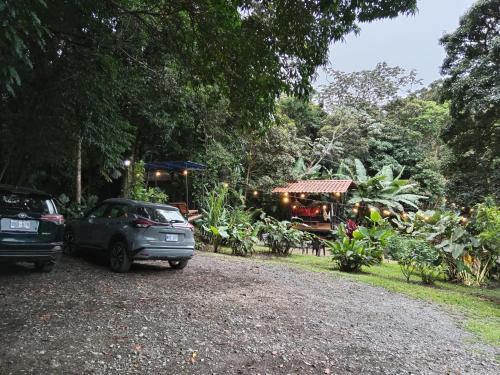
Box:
left=0, top=185, right=64, bottom=272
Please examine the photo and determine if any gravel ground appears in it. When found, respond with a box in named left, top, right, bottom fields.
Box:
left=0, top=252, right=498, bottom=375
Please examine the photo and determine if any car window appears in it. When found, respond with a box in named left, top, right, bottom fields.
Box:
left=0, top=191, right=54, bottom=214
left=108, top=204, right=129, bottom=219
left=86, top=204, right=109, bottom=218
left=137, top=207, right=185, bottom=223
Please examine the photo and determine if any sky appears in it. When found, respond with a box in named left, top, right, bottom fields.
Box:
left=313, top=0, right=476, bottom=89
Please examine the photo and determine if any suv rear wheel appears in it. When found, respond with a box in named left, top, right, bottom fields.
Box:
left=168, top=260, right=188, bottom=270
left=109, top=240, right=131, bottom=273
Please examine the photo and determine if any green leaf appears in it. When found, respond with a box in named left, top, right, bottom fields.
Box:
left=370, top=210, right=382, bottom=223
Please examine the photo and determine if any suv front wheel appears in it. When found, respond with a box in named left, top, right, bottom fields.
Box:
left=109, top=240, right=132, bottom=273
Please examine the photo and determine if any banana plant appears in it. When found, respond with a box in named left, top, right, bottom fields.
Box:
left=337, top=159, right=426, bottom=214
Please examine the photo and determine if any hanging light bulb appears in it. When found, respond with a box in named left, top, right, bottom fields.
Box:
left=352, top=208, right=358, bottom=214
left=300, top=193, right=306, bottom=199
left=182, top=169, right=188, bottom=176
left=282, top=196, right=290, bottom=204
left=334, top=192, right=341, bottom=198
left=253, top=190, right=258, bottom=197
left=322, top=205, right=327, bottom=209
left=155, top=171, right=161, bottom=177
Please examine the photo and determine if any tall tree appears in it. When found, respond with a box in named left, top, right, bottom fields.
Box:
left=0, top=0, right=419, bottom=200
left=440, top=0, right=500, bottom=204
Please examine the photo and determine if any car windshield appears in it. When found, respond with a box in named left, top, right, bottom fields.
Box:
left=0, top=191, right=54, bottom=214
left=137, top=207, right=185, bottom=223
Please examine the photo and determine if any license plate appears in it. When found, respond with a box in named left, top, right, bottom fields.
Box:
left=165, top=234, right=178, bottom=242
left=8, top=220, right=38, bottom=232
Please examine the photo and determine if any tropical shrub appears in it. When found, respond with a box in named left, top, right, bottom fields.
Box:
left=462, top=201, right=500, bottom=284
left=387, top=234, right=443, bottom=284
left=199, top=185, right=230, bottom=252
left=57, top=194, right=99, bottom=219
left=386, top=235, right=416, bottom=282
left=353, top=210, right=394, bottom=259
left=412, top=241, right=443, bottom=284
left=393, top=209, right=477, bottom=281
left=131, top=187, right=168, bottom=204
left=129, top=161, right=169, bottom=203
left=326, top=223, right=382, bottom=272
left=227, top=223, right=258, bottom=256
left=257, top=217, right=305, bottom=256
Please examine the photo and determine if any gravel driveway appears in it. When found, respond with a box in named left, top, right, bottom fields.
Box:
left=0, top=252, right=498, bottom=374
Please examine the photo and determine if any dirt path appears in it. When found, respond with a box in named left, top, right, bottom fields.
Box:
left=0, top=252, right=498, bottom=374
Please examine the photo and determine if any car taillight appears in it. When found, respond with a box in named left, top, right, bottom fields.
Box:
left=41, top=214, right=65, bottom=225
left=173, top=222, right=194, bottom=232
left=132, top=218, right=155, bottom=228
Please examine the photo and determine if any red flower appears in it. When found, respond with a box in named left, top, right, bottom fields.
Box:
left=345, top=219, right=358, bottom=238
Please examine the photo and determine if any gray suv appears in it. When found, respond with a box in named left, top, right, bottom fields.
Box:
left=64, top=198, right=195, bottom=272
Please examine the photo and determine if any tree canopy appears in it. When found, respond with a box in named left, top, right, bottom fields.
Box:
left=440, top=0, right=499, bottom=204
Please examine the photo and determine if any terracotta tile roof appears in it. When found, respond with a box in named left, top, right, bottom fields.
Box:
left=272, top=180, right=353, bottom=194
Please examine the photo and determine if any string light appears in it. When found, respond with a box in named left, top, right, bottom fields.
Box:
left=282, top=196, right=290, bottom=204
left=383, top=210, right=391, bottom=217
left=470, top=208, right=474, bottom=213
left=292, top=205, right=297, bottom=209
left=334, top=192, right=341, bottom=198
left=155, top=171, right=161, bottom=177
left=355, top=202, right=360, bottom=207
left=369, top=207, right=376, bottom=212
left=300, top=193, right=306, bottom=199
left=322, top=205, right=327, bottom=209
left=283, top=192, right=289, bottom=197
left=460, top=216, right=467, bottom=223
left=223, top=182, right=229, bottom=188
left=182, top=170, right=188, bottom=176
left=253, top=190, right=258, bottom=197
left=352, top=208, right=358, bottom=214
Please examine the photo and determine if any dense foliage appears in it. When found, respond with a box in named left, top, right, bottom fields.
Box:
left=440, top=0, right=500, bottom=205
left=326, top=222, right=382, bottom=272
left=0, top=0, right=417, bottom=202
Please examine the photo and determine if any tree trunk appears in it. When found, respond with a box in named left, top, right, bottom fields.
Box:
left=244, top=159, right=253, bottom=200
left=75, top=137, right=82, bottom=204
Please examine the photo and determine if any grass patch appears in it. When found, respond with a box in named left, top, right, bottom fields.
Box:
left=209, top=249, right=500, bottom=346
